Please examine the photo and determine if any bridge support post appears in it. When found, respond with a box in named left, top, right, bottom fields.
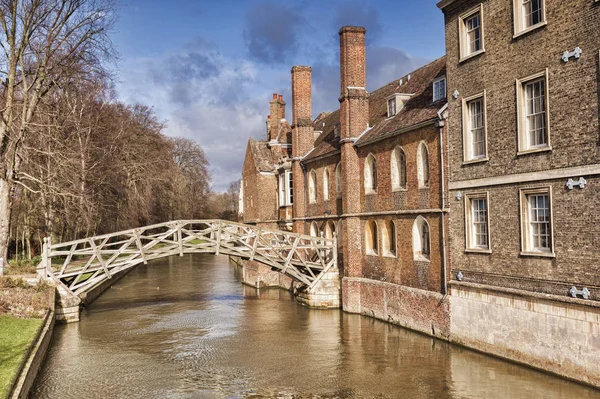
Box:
left=294, top=268, right=341, bottom=309
left=37, top=237, right=50, bottom=280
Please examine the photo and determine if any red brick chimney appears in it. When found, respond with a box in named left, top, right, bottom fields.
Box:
left=278, top=94, right=286, bottom=120
left=338, top=26, right=368, bottom=279
left=268, top=93, right=280, bottom=141
left=290, top=65, right=313, bottom=233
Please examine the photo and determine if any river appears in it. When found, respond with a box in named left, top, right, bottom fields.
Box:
left=31, top=254, right=600, bottom=398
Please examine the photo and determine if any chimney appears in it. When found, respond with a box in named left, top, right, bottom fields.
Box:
left=268, top=93, right=280, bottom=141
left=278, top=94, right=286, bottom=120
left=290, top=65, right=314, bottom=234
left=291, top=66, right=313, bottom=156
left=339, top=26, right=368, bottom=139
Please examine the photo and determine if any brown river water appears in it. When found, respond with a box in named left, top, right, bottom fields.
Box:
left=31, top=254, right=600, bottom=398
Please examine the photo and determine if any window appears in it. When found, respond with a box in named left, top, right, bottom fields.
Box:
left=513, top=0, right=545, bottom=36
left=412, top=216, right=430, bottom=260
left=459, top=5, right=484, bottom=60
left=391, top=146, right=407, bottom=190
left=516, top=70, right=550, bottom=153
left=310, top=221, right=319, bottom=237
left=433, top=76, right=446, bottom=102
left=462, top=92, right=487, bottom=162
left=417, top=142, right=430, bottom=188
left=465, top=193, right=490, bottom=252
left=334, top=123, right=340, bottom=138
left=365, top=220, right=378, bottom=256
left=325, top=221, right=336, bottom=240
left=382, top=220, right=396, bottom=257
left=335, top=162, right=342, bottom=198
left=308, top=169, right=317, bottom=203
left=520, top=187, right=554, bottom=256
left=323, top=168, right=330, bottom=201
left=364, top=153, right=377, bottom=194
left=277, top=170, right=293, bottom=206
left=387, top=98, right=396, bottom=117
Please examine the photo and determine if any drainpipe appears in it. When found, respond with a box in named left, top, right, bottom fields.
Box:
left=437, top=105, right=448, bottom=296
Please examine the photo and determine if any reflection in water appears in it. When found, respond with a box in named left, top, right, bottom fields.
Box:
left=32, top=254, right=599, bottom=398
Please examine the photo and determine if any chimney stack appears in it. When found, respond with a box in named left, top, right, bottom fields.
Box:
left=278, top=94, right=285, bottom=120
left=268, top=93, right=280, bottom=141
left=338, top=26, right=367, bottom=278
left=290, top=65, right=314, bottom=233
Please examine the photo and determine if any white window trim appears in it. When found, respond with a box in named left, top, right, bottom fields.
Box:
left=519, top=186, right=555, bottom=257
left=461, top=91, right=489, bottom=164
left=391, top=146, right=408, bottom=192
left=285, top=170, right=293, bottom=205
left=308, top=169, right=317, bottom=204
left=512, top=0, right=547, bottom=38
left=417, top=141, right=430, bottom=189
left=516, top=69, right=551, bottom=155
left=464, top=192, right=491, bottom=253
left=323, top=168, right=330, bottom=201
left=459, top=4, right=485, bottom=62
left=365, top=220, right=378, bottom=256
left=364, top=153, right=377, bottom=195
left=387, top=97, right=396, bottom=118
left=433, top=76, right=446, bottom=103
left=382, top=220, right=397, bottom=258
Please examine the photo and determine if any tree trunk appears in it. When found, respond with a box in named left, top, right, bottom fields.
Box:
left=0, top=177, right=13, bottom=263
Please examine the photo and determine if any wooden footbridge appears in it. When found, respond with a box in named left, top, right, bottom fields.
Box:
left=37, top=220, right=337, bottom=299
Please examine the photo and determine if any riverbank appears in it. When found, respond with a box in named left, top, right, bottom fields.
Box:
left=0, top=276, right=54, bottom=398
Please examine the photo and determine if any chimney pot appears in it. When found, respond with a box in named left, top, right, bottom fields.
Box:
left=278, top=94, right=283, bottom=102
left=273, top=93, right=278, bottom=99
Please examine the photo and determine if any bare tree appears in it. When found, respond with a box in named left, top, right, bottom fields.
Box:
left=0, top=0, right=116, bottom=261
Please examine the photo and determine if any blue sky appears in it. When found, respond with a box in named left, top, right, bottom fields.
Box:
left=112, top=0, right=445, bottom=191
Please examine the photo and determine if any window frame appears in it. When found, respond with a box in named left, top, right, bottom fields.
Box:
left=365, top=220, right=378, bottom=256
left=323, top=168, right=330, bottom=201
left=364, top=153, right=378, bottom=194
left=412, top=216, right=431, bottom=261
left=335, top=162, right=342, bottom=199
left=387, top=97, right=396, bottom=117
left=461, top=91, right=488, bottom=164
left=308, top=169, right=317, bottom=204
left=516, top=69, right=551, bottom=155
left=459, top=4, right=485, bottom=62
left=513, top=0, right=547, bottom=38
left=519, top=186, right=555, bottom=257
left=464, top=192, right=491, bottom=253
left=382, top=219, right=396, bottom=258
left=391, top=146, right=407, bottom=191
left=417, top=142, right=430, bottom=189
left=433, top=76, right=446, bottom=103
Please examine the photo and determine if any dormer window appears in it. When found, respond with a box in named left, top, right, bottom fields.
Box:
left=386, top=93, right=412, bottom=117
left=433, top=76, right=446, bottom=102
left=334, top=123, right=340, bottom=137
left=387, top=98, right=396, bottom=117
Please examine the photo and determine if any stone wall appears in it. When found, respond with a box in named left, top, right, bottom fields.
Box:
left=343, top=277, right=450, bottom=339
left=450, top=282, right=600, bottom=387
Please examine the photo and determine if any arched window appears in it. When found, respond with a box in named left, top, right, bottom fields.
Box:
left=382, top=220, right=396, bottom=257
left=412, top=216, right=430, bottom=260
left=310, top=221, right=318, bottom=237
left=323, top=168, right=330, bottom=201
left=364, top=153, right=377, bottom=193
left=417, top=142, right=430, bottom=188
left=335, top=162, right=342, bottom=198
left=365, top=220, right=378, bottom=255
left=308, top=169, right=317, bottom=203
left=324, top=220, right=336, bottom=239
left=391, top=146, right=407, bottom=190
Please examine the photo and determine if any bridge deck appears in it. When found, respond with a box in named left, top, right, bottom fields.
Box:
left=38, top=220, right=337, bottom=298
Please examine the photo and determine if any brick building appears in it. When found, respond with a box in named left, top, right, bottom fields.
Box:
left=439, top=0, right=600, bottom=386
left=242, top=27, right=451, bottom=337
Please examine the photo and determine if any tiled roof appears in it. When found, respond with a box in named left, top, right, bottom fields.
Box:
left=249, top=137, right=276, bottom=172
left=303, top=56, right=446, bottom=161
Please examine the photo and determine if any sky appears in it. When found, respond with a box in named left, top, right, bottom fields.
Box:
left=111, top=0, right=446, bottom=192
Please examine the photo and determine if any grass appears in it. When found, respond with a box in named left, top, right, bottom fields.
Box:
left=0, top=315, right=44, bottom=398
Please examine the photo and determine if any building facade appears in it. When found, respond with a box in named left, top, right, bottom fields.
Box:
left=240, top=1, right=600, bottom=387
left=439, top=0, right=600, bottom=386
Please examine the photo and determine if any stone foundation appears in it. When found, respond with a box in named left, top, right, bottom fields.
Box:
left=342, top=277, right=450, bottom=339
left=239, top=259, right=293, bottom=290
left=295, top=268, right=341, bottom=309
left=54, top=286, right=81, bottom=323
left=450, top=282, right=600, bottom=388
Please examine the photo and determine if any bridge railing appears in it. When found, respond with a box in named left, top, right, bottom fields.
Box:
left=38, top=220, right=337, bottom=297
